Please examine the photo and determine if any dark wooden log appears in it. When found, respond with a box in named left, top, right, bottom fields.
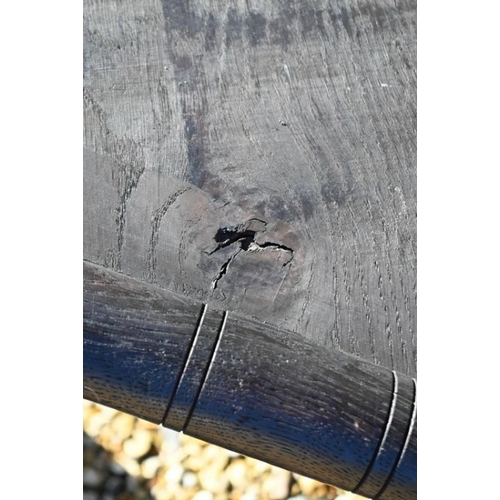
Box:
left=84, top=261, right=416, bottom=499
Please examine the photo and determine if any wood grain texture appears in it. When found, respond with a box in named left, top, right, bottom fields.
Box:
left=84, top=262, right=416, bottom=498
left=184, top=311, right=416, bottom=498
left=84, top=0, right=416, bottom=374
left=375, top=381, right=416, bottom=500
left=163, top=305, right=225, bottom=431
left=354, top=375, right=416, bottom=499
left=83, top=261, right=202, bottom=423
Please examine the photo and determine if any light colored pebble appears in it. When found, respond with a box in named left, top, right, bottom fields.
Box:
left=182, top=443, right=205, bottom=469
left=96, top=425, right=118, bottom=451
left=209, top=451, right=229, bottom=473
left=83, top=492, right=98, bottom=500
left=85, top=411, right=113, bottom=437
left=142, top=455, right=161, bottom=479
left=295, top=475, right=323, bottom=496
left=182, top=471, right=199, bottom=488
left=110, top=412, right=135, bottom=440
left=160, top=427, right=181, bottom=451
left=243, top=484, right=261, bottom=496
left=165, top=463, right=184, bottom=484
left=264, top=467, right=291, bottom=499
left=335, top=493, right=364, bottom=500
left=123, top=428, right=152, bottom=458
left=151, top=478, right=169, bottom=500
left=198, top=464, right=229, bottom=493
left=153, top=429, right=165, bottom=450
left=248, top=456, right=271, bottom=475
left=315, top=485, right=331, bottom=497
left=240, top=494, right=258, bottom=500
left=193, top=491, right=214, bottom=500
left=114, top=453, right=141, bottom=476
left=289, top=482, right=301, bottom=497
left=226, top=458, right=248, bottom=487
left=93, top=403, right=118, bottom=419
left=203, top=444, right=227, bottom=462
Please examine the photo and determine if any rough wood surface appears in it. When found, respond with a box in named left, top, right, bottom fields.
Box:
left=84, top=262, right=416, bottom=499
left=83, top=260, right=201, bottom=423
left=185, top=312, right=416, bottom=498
left=84, top=0, right=417, bottom=376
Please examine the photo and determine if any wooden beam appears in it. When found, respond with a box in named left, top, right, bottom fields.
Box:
left=84, top=261, right=416, bottom=499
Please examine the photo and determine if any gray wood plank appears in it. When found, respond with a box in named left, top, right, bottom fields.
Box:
left=84, top=0, right=417, bottom=376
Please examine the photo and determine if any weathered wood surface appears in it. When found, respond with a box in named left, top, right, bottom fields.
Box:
left=83, top=0, right=417, bottom=376
left=83, top=260, right=201, bottom=422
left=84, top=262, right=416, bottom=499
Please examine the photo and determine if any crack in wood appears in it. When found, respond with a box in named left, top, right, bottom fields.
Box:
left=211, top=249, right=242, bottom=291
left=209, top=221, right=294, bottom=290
